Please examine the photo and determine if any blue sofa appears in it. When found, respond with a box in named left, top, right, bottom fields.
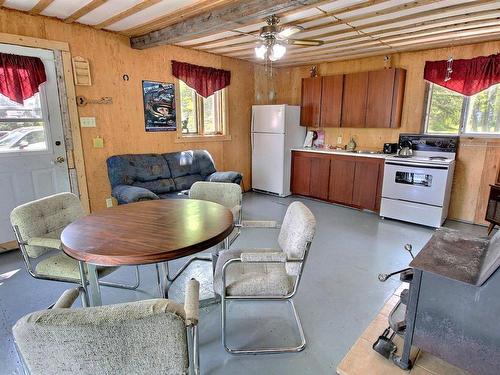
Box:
left=107, top=150, right=242, bottom=204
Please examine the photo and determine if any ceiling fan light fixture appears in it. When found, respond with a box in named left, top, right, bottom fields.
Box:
left=255, top=44, right=267, bottom=60
left=270, top=43, right=286, bottom=61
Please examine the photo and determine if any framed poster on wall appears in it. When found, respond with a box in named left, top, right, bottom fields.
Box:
left=142, top=80, right=176, bottom=132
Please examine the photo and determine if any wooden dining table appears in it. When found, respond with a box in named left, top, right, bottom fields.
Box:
left=61, top=199, right=234, bottom=306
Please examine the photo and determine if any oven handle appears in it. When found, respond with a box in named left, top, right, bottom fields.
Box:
left=385, top=161, right=449, bottom=170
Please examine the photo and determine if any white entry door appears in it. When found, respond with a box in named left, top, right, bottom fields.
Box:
left=0, top=43, right=70, bottom=244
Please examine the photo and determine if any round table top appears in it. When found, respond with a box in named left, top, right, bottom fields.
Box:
left=61, top=199, right=234, bottom=266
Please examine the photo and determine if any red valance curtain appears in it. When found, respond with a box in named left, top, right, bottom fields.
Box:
left=171, top=60, right=230, bottom=98
left=424, top=54, right=500, bottom=96
left=0, top=52, right=47, bottom=104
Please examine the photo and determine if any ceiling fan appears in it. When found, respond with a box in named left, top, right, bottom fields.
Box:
left=250, top=15, right=324, bottom=62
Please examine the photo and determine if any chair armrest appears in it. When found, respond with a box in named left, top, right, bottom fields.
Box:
left=52, top=288, right=80, bottom=309
left=112, top=185, right=159, bottom=204
left=239, top=220, right=280, bottom=229
left=184, top=278, right=200, bottom=326
left=25, top=237, right=61, bottom=250
left=206, top=171, right=242, bottom=184
left=240, top=251, right=287, bottom=263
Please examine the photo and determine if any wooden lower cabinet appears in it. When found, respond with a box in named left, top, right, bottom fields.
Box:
left=291, top=151, right=384, bottom=212
left=352, top=159, right=383, bottom=211
left=291, top=154, right=312, bottom=196
left=329, top=158, right=355, bottom=205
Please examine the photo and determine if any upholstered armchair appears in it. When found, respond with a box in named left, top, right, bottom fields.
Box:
left=10, top=192, right=140, bottom=307
left=213, top=201, right=316, bottom=354
left=13, top=279, right=201, bottom=375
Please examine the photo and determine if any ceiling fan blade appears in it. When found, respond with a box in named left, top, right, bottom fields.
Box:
left=286, top=39, right=324, bottom=46
left=277, top=25, right=304, bottom=39
left=232, top=29, right=263, bottom=40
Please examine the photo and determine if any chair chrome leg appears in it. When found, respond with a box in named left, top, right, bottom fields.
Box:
left=222, top=298, right=306, bottom=355
left=98, top=266, right=141, bottom=290
left=193, top=325, right=200, bottom=375
left=155, top=263, right=165, bottom=298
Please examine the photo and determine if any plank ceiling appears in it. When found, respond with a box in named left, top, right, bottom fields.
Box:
left=2, top=0, right=500, bottom=67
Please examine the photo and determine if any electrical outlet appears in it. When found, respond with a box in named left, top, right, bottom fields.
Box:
left=93, top=136, right=104, bottom=148
left=337, top=136, right=343, bottom=145
left=105, top=198, right=113, bottom=208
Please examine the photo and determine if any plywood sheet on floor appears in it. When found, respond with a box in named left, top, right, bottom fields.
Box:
left=337, top=283, right=470, bottom=375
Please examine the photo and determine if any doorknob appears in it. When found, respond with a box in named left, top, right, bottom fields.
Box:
left=55, top=156, right=65, bottom=163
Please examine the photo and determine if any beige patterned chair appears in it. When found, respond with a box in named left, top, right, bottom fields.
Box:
left=10, top=192, right=140, bottom=307
left=13, top=279, right=201, bottom=375
left=213, top=201, right=316, bottom=354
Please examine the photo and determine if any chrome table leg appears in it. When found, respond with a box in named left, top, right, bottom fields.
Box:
left=86, top=263, right=102, bottom=306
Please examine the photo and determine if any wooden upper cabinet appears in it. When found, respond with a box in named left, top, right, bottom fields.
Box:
left=366, top=68, right=406, bottom=128
left=341, top=72, right=368, bottom=128
left=300, top=77, right=322, bottom=127
left=320, top=75, right=343, bottom=127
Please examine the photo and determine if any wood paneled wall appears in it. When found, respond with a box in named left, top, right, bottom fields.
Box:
left=0, top=8, right=253, bottom=211
left=256, top=40, right=500, bottom=225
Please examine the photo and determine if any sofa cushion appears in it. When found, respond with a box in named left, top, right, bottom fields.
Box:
left=107, top=154, right=171, bottom=188
left=174, top=174, right=204, bottom=191
left=133, top=178, right=176, bottom=194
left=164, top=150, right=216, bottom=179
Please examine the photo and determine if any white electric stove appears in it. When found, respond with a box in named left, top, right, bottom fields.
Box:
left=380, top=134, right=459, bottom=227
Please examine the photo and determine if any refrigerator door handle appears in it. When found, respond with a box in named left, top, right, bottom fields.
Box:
left=252, top=133, right=254, bottom=150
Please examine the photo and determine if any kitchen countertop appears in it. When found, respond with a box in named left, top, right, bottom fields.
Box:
left=291, top=147, right=392, bottom=159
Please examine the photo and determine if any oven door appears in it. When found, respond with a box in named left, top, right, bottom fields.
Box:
left=382, top=161, right=449, bottom=206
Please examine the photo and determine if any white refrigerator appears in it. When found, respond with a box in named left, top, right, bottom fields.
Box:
left=251, top=105, right=305, bottom=197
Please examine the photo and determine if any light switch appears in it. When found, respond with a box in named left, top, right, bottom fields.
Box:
left=93, top=136, right=104, bottom=148
left=80, top=117, right=96, bottom=127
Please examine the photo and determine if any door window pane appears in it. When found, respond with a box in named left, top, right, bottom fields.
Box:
left=0, top=93, right=47, bottom=152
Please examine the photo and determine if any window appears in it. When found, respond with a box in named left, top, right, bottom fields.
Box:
left=0, top=93, right=47, bottom=152
left=424, top=83, right=500, bottom=136
left=179, top=80, right=227, bottom=137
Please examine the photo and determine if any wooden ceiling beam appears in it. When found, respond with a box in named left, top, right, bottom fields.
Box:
left=130, top=0, right=327, bottom=49
left=227, top=11, right=500, bottom=59
left=220, top=0, right=499, bottom=57
left=64, top=0, right=108, bottom=24
left=94, top=0, right=162, bottom=29
left=122, top=0, right=233, bottom=36
left=183, top=0, right=392, bottom=49
left=124, top=0, right=334, bottom=38
left=29, top=0, right=55, bottom=15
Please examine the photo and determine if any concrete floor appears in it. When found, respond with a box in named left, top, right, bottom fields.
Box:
left=0, top=192, right=489, bottom=375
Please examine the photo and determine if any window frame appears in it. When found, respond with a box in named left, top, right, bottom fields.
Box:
left=176, top=80, right=230, bottom=143
left=423, top=82, right=500, bottom=138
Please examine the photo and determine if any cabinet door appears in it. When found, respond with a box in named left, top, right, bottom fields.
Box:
left=366, top=69, right=395, bottom=128
left=352, top=159, right=382, bottom=211
left=320, top=75, right=343, bottom=127
left=341, top=72, right=368, bottom=128
left=390, top=68, right=406, bottom=128
left=291, top=154, right=312, bottom=196
left=300, top=77, right=322, bottom=127
left=329, top=158, right=356, bottom=205
left=309, top=157, right=330, bottom=200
